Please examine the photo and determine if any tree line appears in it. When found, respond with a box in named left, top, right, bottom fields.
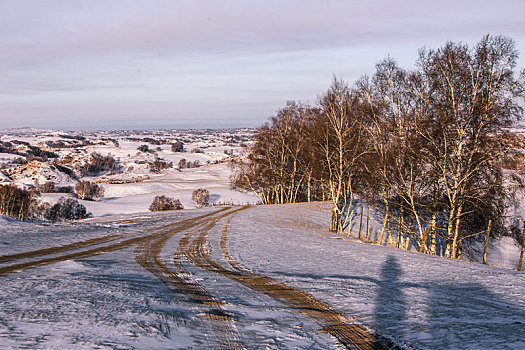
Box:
left=233, top=35, right=525, bottom=258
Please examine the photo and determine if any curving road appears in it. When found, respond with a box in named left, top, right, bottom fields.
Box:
left=0, top=206, right=392, bottom=349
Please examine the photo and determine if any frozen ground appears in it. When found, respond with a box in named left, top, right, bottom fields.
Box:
left=229, top=203, right=525, bottom=349
left=42, top=162, right=259, bottom=217
left=1, top=203, right=524, bottom=349
left=0, top=128, right=260, bottom=215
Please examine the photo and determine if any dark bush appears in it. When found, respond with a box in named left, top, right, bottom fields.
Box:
left=57, top=186, right=74, bottom=193
left=45, top=197, right=92, bottom=222
left=138, top=144, right=149, bottom=152
left=188, top=160, right=201, bottom=168
left=40, top=181, right=74, bottom=193
left=13, top=157, right=27, bottom=165
left=53, top=163, right=76, bottom=179
left=150, top=159, right=173, bottom=172
left=0, top=141, right=58, bottom=160
left=60, top=134, right=86, bottom=141
left=149, top=195, right=183, bottom=211
left=27, top=145, right=58, bottom=159
left=171, top=141, right=184, bottom=152
left=143, top=137, right=161, bottom=145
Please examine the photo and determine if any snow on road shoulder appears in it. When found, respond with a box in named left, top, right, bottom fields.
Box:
left=228, top=202, right=525, bottom=349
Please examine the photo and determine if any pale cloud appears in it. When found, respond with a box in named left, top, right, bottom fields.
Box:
left=1, top=0, right=524, bottom=129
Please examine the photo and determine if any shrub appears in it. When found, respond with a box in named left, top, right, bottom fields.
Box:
left=150, top=159, right=173, bottom=172
left=178, top=158, right=187, bottom=169
left=138, top=144, right=149, bottom=152
left=56, top=186, right=74, bottom=193
left=75, top=181, right=105, bottom=201
left=41, top=182, right=74, bottom=194
left=149, top=195, right=183, bottom=211
left=53, top=163, right=76, bottom=178
left=143, top=137, right=161, bottom=145
left=191, top=148, right=204, bottom=153
left=45, top=197, right=92, bottom=222
left=192, top=188, right=210, bottom=208
left=188, top=160, right=201, bottom=168
left=171, top=141, right=184, bottom=152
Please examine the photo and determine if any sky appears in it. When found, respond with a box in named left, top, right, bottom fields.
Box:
left=1, top=0, right=524, bottom=131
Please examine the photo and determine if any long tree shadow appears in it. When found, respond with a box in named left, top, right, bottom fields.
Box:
left=426, top=279, right=525, bottom=348
left=370, top=256, right=525, bottom=348
left=374, top=256, right=406, bottom=342
left=269, top=255, right=525, bottom=348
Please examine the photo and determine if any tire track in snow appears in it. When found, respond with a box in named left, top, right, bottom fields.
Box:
left=0, top=233, right=124, bottom=264
left=183, top=209, right=390, bottom=350
left=0, top=208, right=230, bottom=276
left=136, top=206, right=248, bottom=349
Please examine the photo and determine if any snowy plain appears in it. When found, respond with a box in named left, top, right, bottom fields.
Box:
left=0, top=203, right=523, bottom=349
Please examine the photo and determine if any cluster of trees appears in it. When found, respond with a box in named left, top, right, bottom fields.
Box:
left=178, top=158, right=201, bottom=169
left=0, top=184, right=39, bottom=220
left=0, top=184, right=91, bottom=222
left=233, top=35, right=525, bottom=258
left=148, top=188, right=211, bottom=212
left=192, top=188, right=210, bottom=208
left=79, top=152, right=120, bottom=176
left=75, top=181, right=105, bottom=200
left=46, top=139, right=93, bottom=149
left=40, top=181, right=74, bottom=194
left=39, top=180, right=103, bottom=201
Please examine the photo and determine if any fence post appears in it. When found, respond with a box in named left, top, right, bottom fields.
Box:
left=358, top=208, right=364, bottom=240
left=366, top=207, right=371, bottom=241
left=483, top=220, right=492, bottom=265
left=518, top=221, right=525, bottom=271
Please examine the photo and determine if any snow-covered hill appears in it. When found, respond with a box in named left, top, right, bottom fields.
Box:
left=6, top=160, right=76, bottom=186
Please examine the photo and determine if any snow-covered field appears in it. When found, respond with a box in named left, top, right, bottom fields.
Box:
left=0, top=128, right=259, bottom=215
left=0, top=203, right=524, bottom=349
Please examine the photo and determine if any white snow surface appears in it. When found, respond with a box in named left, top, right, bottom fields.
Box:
left=6, top=160, right=76, bottom=186
left=0, top=203, right=523, bottom=349
left=1, top=130, right=258, bottom=215
left=82, top=163, right=258, bottom=216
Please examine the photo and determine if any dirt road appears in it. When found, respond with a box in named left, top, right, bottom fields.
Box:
left=0, top=206, right=391, bottom=349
